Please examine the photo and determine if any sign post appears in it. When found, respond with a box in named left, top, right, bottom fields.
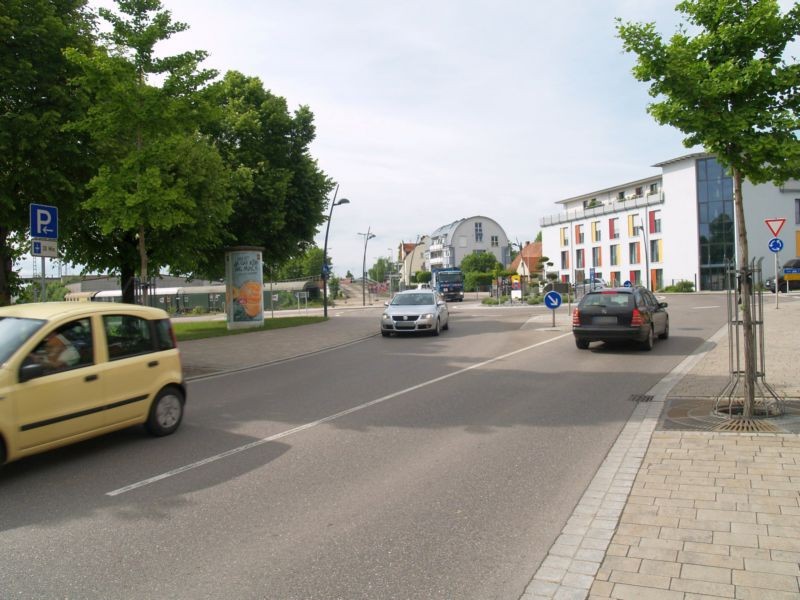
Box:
left=544, top=290, right=562, bottom=328
left=766, top=219, right=786, bottom=309
left=29, top=203, right=59, bottom=302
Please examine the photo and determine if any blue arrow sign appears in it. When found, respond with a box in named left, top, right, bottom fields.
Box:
left=768, top=238, right=783, bottom=253
left=544, top=291, right=562, bottom=310
left=29, top=204, right=58, bottom=240
left=623, top=280, right=632, bottom=288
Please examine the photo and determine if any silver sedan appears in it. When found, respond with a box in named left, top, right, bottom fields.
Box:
left=380, top=290, right=449, bottom=337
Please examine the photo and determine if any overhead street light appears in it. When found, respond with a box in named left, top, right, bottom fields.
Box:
left=358, top=227, right=376, bottom=306
left=322, top=185, right=349, bottom=318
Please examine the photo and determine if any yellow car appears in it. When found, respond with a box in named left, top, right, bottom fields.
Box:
left=0, top=302, right=185, bottom=465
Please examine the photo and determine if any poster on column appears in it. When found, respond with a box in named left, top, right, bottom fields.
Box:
left=225, top=247, right=265, bottom=329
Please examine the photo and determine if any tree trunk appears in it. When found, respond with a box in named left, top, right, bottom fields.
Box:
left=121, top=261, right=136, bottom=305
left=733, top=167, right=755, bottom=416
left=138, top=224, right=148, bottom=305
left=0, top=226, right=12, bottom=306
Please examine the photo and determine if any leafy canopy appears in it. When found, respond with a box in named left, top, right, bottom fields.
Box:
left=616, top=0, right=800, bottom=183
left=460, top=252, right=501, bottom=273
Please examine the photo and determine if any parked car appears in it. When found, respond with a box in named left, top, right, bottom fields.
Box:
left=572, top=287, right=669, bottom=351
left=381, top=290, right=449, bottom=336
left=765, top=258, right=800, bottom=293
left=0, top=302, right=185, bottom=465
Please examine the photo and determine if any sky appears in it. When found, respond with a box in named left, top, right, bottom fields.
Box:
left=21, top=1, right=722, bottom=279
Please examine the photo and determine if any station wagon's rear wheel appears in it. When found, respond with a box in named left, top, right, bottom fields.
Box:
left=659, top=317, right=670, bottom=340
left=575, top=338, right=590, bottom=349
left=146, top=386, right=185, bottom=436
left=641, top=326, right=655, bottom=351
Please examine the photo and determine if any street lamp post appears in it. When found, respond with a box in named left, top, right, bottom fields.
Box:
left=358, top=227, right=376, bottom=306
left=322, top=185, right=349, bottom=318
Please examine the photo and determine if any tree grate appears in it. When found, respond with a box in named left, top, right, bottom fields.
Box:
left=712, top=418, right=780, bottom=433
left=629, top=394, right=654, bottom=403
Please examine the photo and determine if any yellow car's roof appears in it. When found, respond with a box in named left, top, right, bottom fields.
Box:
left=0, top=302, right=169, bottom=320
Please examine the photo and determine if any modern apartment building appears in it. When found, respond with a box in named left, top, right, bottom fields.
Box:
left=540, top=153, right=800, bottom=291
left=426, top=216, right=510, bottom=271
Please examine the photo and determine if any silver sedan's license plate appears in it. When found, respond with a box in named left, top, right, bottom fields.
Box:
left=593, top=316, right=618, bottom=325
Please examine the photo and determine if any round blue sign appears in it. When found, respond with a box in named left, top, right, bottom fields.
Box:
left=623, top=280, right=632, bottom=288
left=544, top=291, right=562, bottom=309
left=768, top=238, right=784, bottom=253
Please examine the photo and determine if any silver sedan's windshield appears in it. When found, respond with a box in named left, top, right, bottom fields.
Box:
left=0, top=317, right=46, bottom=364
left=391, top=294, right=435, bottom=306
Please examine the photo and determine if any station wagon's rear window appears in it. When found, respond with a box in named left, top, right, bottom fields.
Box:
left=580, top=293, right=633, bottom=308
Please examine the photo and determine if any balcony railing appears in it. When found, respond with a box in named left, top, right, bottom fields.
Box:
left=540, top=192, right=664, bottom=227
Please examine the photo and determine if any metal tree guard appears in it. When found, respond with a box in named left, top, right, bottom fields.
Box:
left=714, top=258, right=783, bottom=418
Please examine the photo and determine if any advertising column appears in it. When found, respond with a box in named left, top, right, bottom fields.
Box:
left=225, top=247, right=265, bottom=330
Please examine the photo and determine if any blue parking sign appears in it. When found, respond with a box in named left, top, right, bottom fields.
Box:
left=30, top=204, right=58, bottom=239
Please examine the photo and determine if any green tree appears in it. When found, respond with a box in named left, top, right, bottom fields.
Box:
left=15, top=279, right=70, bottom=304
left=460, top=252, right=501, bottom=273
left=0, top=0, right=96, bottom=305
left=66, top=0, right=232, bottom=303
left=368, top=257, right=390, bottom=282
left=277, top=247, right=324, bottom=279
left=617, top=0, right=800, bottom=414
left=328, top=276, right=340, bottom=301
left=202, top=71, right=334, bottom=276
left=415, top=271, right=431, bottom=284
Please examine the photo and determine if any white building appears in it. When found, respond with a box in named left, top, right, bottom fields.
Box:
left=397, top=235, right=430, bottom=285
left=427, top=216, right=510, bottom=271
left=540, top=152, right=799, bottom=291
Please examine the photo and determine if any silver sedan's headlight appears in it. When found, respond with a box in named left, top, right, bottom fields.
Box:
left=418, top=313, right=434, bottom=320
left=382, top=313, right=391, bottom=320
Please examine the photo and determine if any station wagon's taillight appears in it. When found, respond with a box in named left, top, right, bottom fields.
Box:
left=572, top=308, right=580, bottom=326
left=630, top=308, right=643, bottom=327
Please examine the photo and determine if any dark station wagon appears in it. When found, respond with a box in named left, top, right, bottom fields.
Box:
left=572, top=287, right=669, bottom=351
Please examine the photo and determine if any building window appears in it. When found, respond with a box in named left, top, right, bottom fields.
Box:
left=629, top=242, right=639, bottom=264
left=650, top=210, right=662, bottom=234
left=634, top=186, right=643, bottom=197
left=592, top=246, right=602, bottom=267
left=650, top=239, right=662, bottom=262
left=490, top=235, right=498, bottom=247
left=629, top=270, right=640, bottom=285
left=653, top=269, right=663, bottom=290
left=610, top=244, right=619, bottom=266
left=592, top=221, right=601, bottom=242
left=575, top=224, right=584, bottom=244
left=617, top=191, right=625, bottom=200
left=575, top=249, right=585, bottom=269
left=609, top=218, right=619, bottom=239
left=796, top=198, right=800, bottom=224
left=474, top=222, right=483, bottom=242
left=696, top=157, right=734, bottom=290
left=560, top=227, right=569, bottom=247
left=649, top=183, right=658, bottom=194
left=609, top=271, right=620, bottom=286
left=561, top=250, right=569, bottom=270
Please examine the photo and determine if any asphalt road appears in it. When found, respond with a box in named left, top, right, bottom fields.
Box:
left=0, top=294, right=728, bottom=599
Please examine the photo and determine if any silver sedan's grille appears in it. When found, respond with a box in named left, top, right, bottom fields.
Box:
left=392, top=315, right=419, bottom=322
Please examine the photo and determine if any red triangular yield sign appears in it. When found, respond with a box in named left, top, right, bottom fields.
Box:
left=765, top=218, right=786, bottom=237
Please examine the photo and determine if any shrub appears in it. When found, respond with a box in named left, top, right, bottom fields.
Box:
left=482, top=297, right=499, bottom=305
left=663, top=280, right=695, bottom=293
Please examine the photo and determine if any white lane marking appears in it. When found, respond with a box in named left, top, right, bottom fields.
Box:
left=107, top=332, right=572, bottom=496
left=693, top=306, right=720, bottom=309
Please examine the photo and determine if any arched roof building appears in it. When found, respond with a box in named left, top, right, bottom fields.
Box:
left=427, top=216, right=510, bottom=270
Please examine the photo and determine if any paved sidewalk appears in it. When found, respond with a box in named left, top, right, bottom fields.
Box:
left=523, top=295, right=800, bottom=600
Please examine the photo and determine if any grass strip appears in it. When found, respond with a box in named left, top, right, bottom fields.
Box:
left=174, top=316, right=325, bottom=341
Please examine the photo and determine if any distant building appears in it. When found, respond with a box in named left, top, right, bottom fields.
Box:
left=509, top=241, right=542, bottom=280
left=427, top=216, right=510, bottom=271
left=398, top=235, right=430, bottom=285
left=539, top=152, right=800, bottom=290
